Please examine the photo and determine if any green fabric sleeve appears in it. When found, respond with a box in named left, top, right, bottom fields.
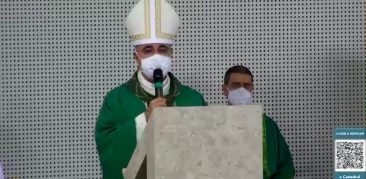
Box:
left=175, top=84, right=207, bottom=106
left=271, top=130, right=295, bottom=179
left=264, top=115, right=295, bottom=179
left=95, top=87, right=143, bottom=179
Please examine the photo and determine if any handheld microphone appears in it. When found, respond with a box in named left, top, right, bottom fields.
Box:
left=153, top=69, right=163, bottom=97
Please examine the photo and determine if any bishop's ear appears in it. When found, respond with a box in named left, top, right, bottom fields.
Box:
left=222, top=84, right=229, bottom=97
left=133, top=52, right=142, bottom=68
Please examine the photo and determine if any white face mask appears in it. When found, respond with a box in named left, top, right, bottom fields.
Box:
left=139, top=54, right=172, bottom=80
left=227, top=87, right=253, bottom=105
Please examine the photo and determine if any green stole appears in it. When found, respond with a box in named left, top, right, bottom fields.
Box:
left=125, top=71, right=181, bottom=106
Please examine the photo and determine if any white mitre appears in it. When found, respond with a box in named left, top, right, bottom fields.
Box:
left=125, top=0, right=180, bottom=46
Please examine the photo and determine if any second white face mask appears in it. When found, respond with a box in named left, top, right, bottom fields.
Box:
left=140, top=54, right=172, bottom=80
left=227, top=87, right=253, bottom=105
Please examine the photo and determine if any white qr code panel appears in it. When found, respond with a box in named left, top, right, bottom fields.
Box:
left=1, top=0, right=366, bottom=178
left=335, top=140, right=366, bottom=172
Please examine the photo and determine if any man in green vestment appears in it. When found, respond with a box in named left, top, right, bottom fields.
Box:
left=222, top=65, right=295, bottom=179
left=94, top=0, right=206, bottom=178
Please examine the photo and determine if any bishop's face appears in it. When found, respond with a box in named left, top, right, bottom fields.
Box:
left=134, top=43, right=173, bottom=68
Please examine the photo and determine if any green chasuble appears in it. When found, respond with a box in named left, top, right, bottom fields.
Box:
left=263, top=114, right=295, bottom=179
left=95, top=72, right=206, bottom=179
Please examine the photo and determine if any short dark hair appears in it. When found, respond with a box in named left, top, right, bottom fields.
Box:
left=224, top=65, right=254, bottom=85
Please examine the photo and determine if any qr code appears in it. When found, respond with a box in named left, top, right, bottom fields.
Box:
left=335, top=140, right=366, bottom=172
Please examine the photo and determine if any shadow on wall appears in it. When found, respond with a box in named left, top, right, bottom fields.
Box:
left=0, top=161, right=3, bottom=179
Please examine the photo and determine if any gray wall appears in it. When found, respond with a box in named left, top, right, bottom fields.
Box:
left=1, top=0, right=365, bottom=178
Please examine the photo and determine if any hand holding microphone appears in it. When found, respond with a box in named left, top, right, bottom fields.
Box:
left=145, top=69, right=167, bottom=121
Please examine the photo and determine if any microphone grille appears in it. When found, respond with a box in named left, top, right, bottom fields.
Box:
left=153, top=69, right=163, bottom=83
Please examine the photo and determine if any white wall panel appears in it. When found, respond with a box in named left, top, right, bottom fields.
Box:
left=1, top=0, right=365, bottom=178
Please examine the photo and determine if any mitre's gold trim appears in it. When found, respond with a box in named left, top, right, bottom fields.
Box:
left=156, top=0, right=176, bottom=40
left=129, top=0, right=151, bottom=41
